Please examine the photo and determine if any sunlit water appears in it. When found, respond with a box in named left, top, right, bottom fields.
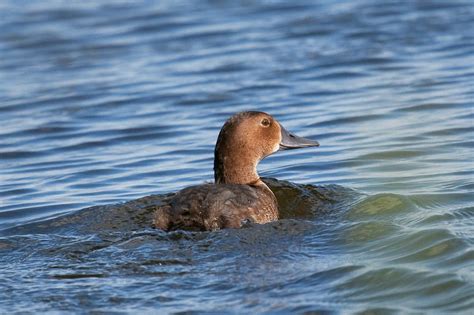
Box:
left=1, top=0, right=473, bottom=313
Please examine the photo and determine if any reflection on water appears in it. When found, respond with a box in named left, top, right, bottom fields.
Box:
left=1, top=0, right=473, bottom=313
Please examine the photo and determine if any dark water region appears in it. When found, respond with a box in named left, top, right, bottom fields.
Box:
left=1, top=0, right=473, bottom=313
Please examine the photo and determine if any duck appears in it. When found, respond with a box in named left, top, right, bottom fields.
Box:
left=153, top=111, right=319, bottom=231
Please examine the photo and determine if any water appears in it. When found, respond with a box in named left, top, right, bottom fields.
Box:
left=1, top=0, right=473, bottom=313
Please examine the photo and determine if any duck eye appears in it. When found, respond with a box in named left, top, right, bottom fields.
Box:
left=261, top=118, right=270, bottom=127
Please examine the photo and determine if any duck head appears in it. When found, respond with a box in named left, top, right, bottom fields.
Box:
left=214, top=111, right=319, bottom=185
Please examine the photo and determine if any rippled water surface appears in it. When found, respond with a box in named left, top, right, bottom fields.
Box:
left=1, top=0, right=473, bottom=313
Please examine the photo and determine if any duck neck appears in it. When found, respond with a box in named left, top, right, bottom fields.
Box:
left=214, top=152, right=262, bottom=185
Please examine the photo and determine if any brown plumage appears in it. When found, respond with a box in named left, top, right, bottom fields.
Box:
left=154, top=111, right=319, bottom=231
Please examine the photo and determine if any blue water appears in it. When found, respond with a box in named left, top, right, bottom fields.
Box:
left=1, top=0, right=473, bottom=313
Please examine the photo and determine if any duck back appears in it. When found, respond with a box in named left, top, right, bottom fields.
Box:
left=153, top=183, right=278, bottom=231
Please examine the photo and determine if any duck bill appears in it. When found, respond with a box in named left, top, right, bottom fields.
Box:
left=279, top=126, right=320, bottom=151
